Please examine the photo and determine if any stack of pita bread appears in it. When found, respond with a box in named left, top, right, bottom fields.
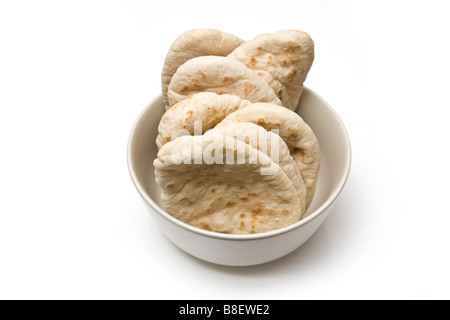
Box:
left=154, top=29, right=320, bottom=235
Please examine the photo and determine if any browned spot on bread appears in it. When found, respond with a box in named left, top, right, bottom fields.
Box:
left=240, top=213, right=246, bottom=218
left=292, top=147, right=306, bottom=163
left=211, top=188, right=216, bottom=193
left=284, top=42, right=302, bottom=53
left=254, top=206, right=264, bottom=214
left=281, top=209, right=290, bottom=215
left=185, top=109, right=193, bottom=120
left=267, top=55, right=273, bottom=63
left=196, top=180, right=204, bottom=185
left=246, top=56, right=258, bottom=68
left=288, top=130, right=298, bottom=140
left=289, top=41, right=302, bottom=48
left=250, top=212, right=259, bottom=233
left=257, top=118, right=266, bottom=125
left=180, top=197, right=193, bottom=205
left=240, top=196, right=249, bottom=201
left=167, top=183, right=174, bottom=188
left=289, top=56, right=302, bottom=64
left=198, top=70, right=207, bottom=78
left=181, top=210, right=187, bottom=215
left=248, top=192, right=257, bottom=196
left=199, top=221, right=212, bottom=231
left=287, top=128, right=298, bottom=140
left=257, top=71, right=263, bottom=76
left=165, top=136, right=171, bottom=142
left=218, top=90, right=224, bottom=94
left=287, top=68, right=298, bottom=82
left=181, top=85, right=190, bottom=92
left=281, top=59, right=289, bottom=66
left=225, top=201, right=236, bottom=207
left=222, top=76, right=234, bottom=84
left=240, top=221, right=246, bottom=228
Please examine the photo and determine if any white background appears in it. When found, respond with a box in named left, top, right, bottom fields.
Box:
left=1, top=0, right=449, bottom=300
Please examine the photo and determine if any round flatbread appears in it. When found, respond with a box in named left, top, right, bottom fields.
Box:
left=161, top=29, right=244, bottom=108
left=218, top=103, right=320, bottom=209
left=154, top=134, right=303, bottom=234
left=156, top=92, right=250, bottom=149
left=167, top=56, right=282, bottom=108
left=229, top=30, right=314, bottom=111
left=209, top=122, right=306, bottom=215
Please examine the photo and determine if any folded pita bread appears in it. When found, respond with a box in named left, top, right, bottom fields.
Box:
left=167, top=56, right=282, bottom=108
left=156, top=92, right=250, bottom=149
left=209, top=122, right=306, bottom=215
left=229, top=30, right=314, bottom=111
left=161, top=29, right=244, bottom=108
left=154, top=134, right=303, bottom=234
left=218, top=103, right=320, bottom=209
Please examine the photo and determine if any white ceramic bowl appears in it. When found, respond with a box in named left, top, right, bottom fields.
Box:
left=127, top=88, right=351, bottom=266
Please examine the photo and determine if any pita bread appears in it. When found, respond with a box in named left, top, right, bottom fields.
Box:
left=209, top=122, right=306, bottom=215
left=229, top=30, right=314, bottom=111
left=218, top=103, right=320, bottom=209
left=156, top=92, right=250, bottom=149
left=154, top=134, right=303, bottom=234
left=161, top=29, right=244, bottom=108
left=167, top=56, right=282, bottom=108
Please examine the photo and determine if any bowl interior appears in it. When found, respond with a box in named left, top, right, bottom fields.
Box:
left=128, top=88, right=351, bottom=233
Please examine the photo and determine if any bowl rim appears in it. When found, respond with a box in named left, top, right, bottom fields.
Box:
left=127, top=87, right=352, bottom=241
